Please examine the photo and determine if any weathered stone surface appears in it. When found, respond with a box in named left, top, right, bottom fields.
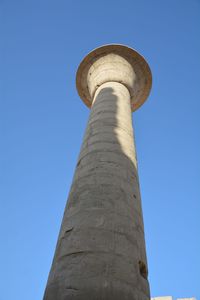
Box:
left=76, top=44, right=152, bottom=111
left=43, top=45, right=152, bottom=300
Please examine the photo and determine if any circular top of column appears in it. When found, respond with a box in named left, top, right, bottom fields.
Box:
left=76, top=44, right=152, bottom=112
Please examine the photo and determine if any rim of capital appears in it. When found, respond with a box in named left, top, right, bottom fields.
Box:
left=76, top=44, right=152, bottom=112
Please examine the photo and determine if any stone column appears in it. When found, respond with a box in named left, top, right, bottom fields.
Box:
left=43, top=44, right=152, bottom=300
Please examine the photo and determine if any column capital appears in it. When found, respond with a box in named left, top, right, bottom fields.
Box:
left=76, top=44, right=152, bottom=111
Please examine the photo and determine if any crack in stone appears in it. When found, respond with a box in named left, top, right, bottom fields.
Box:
left=65, top=286, right=79, bottom=291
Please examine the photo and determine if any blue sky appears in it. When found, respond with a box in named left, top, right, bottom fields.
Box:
left=1, top=0, right=200, bottom=299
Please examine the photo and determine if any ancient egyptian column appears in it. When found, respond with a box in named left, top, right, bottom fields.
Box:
left=43, top=44, right=152, bottom=300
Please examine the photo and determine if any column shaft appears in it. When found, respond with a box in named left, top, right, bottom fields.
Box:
left=44, top=81, right=150, bottom=300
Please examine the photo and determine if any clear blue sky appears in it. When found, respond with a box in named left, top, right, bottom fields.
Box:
left=1, top=0, right=200, bottom=299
